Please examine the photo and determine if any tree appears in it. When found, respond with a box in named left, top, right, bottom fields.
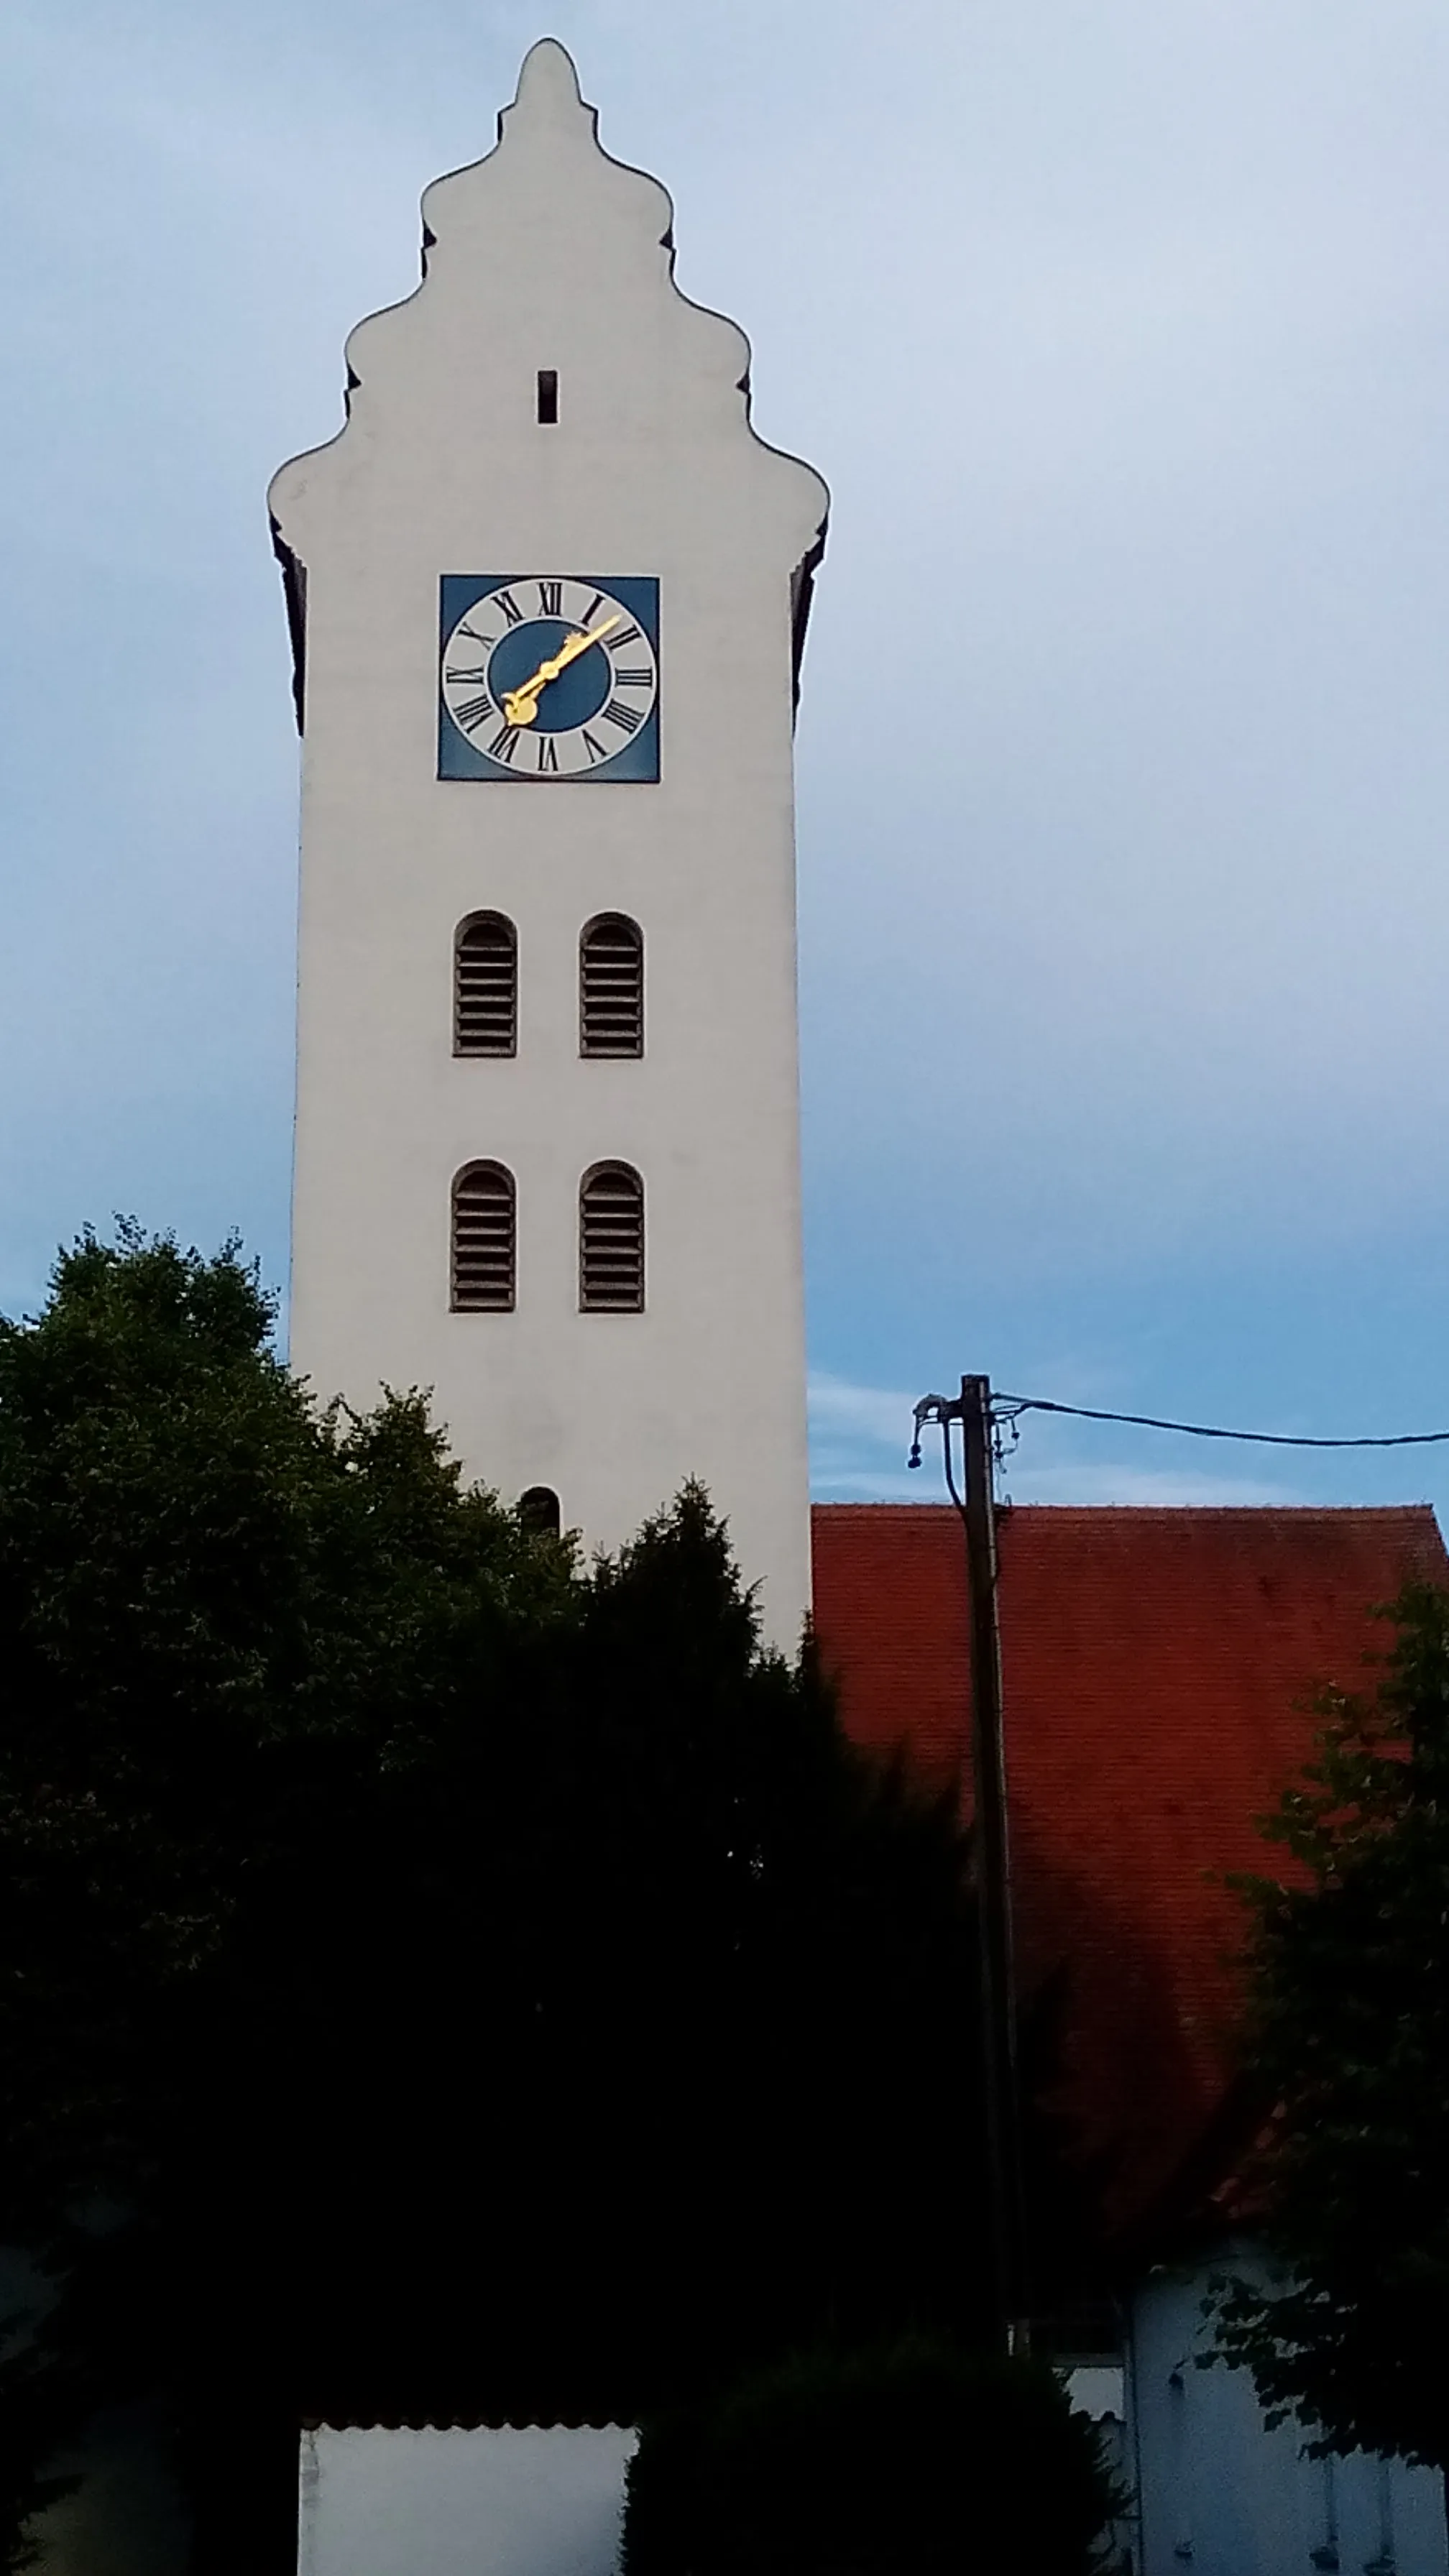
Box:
left=0, top=1227, right=996, bottom=2575
left=0, top=1223, right=566, bottom=2564
left=622, top=2334, right=1126, bottom=2576
left=1213, top=1584, right=1449, bottom=2540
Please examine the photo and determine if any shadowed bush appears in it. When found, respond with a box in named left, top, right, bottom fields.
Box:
left=0, top=1227, right=1034, bottom=2575
left=623, top=2335, right=1127, bottom=2576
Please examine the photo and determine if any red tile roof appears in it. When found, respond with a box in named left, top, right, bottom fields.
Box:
left=811, top=1501, right=1447, bottom=2240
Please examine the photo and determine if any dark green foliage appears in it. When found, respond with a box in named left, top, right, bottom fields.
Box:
left=0, top=1227, right=998, bottom=2573
left=623, top=2335, right=1126, bottom=2576
left=1213, top=1586, right=1449, bottom=2480
left=0, top=1225, right=563, bottom=2565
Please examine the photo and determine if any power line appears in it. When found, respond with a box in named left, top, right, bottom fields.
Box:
left=993, top=1395, right=1449, bottom=1450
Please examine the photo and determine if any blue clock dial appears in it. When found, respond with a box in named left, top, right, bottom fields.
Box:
left=438, top=575, right=660, bottom=782
left=484, top=619, right=612, bottom=733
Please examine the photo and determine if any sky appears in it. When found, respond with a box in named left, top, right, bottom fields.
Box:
left=2, top=0, right=1448, bottom=1515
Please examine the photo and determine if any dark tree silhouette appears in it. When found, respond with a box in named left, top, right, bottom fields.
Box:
left=1214, top=1586, right=1449, bottom=2552
left=0, top=1228, right=1003, bottom=2575
left=622, top=2335, right=1126, bottom=2576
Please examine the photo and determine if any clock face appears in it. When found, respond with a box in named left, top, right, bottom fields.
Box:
left=438, top=575, right=660, bottom=782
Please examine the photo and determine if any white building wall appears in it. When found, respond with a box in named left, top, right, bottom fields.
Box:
left=1130, top=2250, right=1448, bottom=2576
left=269, top=42, right=827, bottom=1646
left=297, top=2426, right=635, bottom=2576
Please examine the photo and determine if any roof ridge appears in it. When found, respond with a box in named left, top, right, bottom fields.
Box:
left=810, top=1500, right=1440, bottom=1521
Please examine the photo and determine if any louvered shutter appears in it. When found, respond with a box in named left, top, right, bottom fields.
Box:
left=579, top=1163, right=644, bottom=1312
left=451, top=1162, right=515, bottom=1310
left=455, top=914, right=518, bottom=1055
left=579, top=915, right=643, bottom=1057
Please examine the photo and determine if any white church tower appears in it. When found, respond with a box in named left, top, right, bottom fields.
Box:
left=270, top=40, right=827, bottom=1643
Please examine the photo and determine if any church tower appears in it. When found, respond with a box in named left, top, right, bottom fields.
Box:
left=270, top=41, right=827, bottom=1644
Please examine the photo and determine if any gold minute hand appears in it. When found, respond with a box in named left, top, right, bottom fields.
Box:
left=502, top=617, right=620, bottom=726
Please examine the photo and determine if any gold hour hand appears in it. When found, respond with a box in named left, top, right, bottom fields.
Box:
left=502, top=617, right=620, bottom=726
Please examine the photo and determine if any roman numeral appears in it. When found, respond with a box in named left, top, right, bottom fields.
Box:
left=534, top=735, right=559, bottom=773
left=613, top=667, right=652, bottom=690
left=487, top=722, right=521, bottom=763
left=536, top=580, right=562, bottom=617
left=580, top=592, right=605, bottom=628
left=493, top=589, right=523, bottom=627
left=602, top=699, right=643, bottom=735
left=444, top=664, right=490, bottom=684
left=581, top=730, right=610, bottom=765
left=457, top=622, right=497, bottom=646
left=610, top=623, right=643, bottom=650
left=452, top=694, right=494, bottom=732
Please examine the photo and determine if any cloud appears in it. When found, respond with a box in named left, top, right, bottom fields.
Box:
left=4, top=0, right=1448, bottom=1542
left=809, top=1371, right=947, bottom=1499
left=809, top=1371, right=919, bottom=1455
left=810, top=1371, right=1302, bottom=1509
left=1004, top=1461, right=1298, bottom=1510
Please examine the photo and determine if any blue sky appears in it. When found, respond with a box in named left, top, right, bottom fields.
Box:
left=3, top=0, right=1448, bottom=1514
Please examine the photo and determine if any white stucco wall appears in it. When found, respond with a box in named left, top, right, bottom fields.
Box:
left=270, top=41, right=827, bottom=1647
left=296, top=2426, right=635, bottom=2576
left=1129, top=2251, right=1448, bottom=2576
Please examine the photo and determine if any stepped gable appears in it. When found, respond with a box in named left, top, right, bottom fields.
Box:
left=811, top=1501, right=1448, bottom=2240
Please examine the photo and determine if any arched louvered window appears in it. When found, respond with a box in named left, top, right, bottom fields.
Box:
left=455, top=914, right=518, bottom=1056
left=451, top=1161, right=515, bottom=1311
left=579, top=1162, right=645, bottom=1312
left=579, top=914, right=643, bottom=1057
left=518, top=1485, right=561, bottom=1538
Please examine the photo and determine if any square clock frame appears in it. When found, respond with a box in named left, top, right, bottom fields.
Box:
left=438, top=574, right=661, bottom=783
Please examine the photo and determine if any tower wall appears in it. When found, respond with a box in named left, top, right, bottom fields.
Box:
left=270, top=42, right=827, bottom=1644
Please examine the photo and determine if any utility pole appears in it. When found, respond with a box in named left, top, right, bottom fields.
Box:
left=911, top=1374, right=1029, bottom=2358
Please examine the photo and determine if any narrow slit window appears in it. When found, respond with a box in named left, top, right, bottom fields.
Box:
left=455, top=914, right=517, bottom=1056
left=451, top=1162, right=515, bottom=1311
left=579, top=1162, right=644, bottom=1313
left=579, top=914, right=643, bottom=1057
left=536, top=369, right=558, bottom=424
